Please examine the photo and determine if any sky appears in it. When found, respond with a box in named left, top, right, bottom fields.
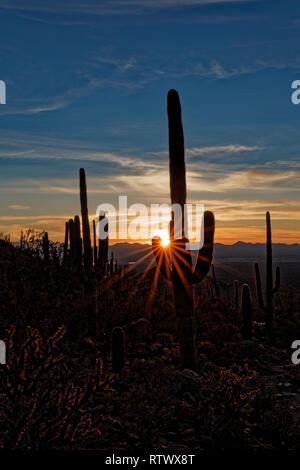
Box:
left=0, top=0, right=300, bottom=244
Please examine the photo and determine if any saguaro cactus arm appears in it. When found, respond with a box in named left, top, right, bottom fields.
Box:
left=191, top=211, right=215, bottom=284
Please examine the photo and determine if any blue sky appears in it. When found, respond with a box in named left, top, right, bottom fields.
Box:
left=0, top=0, right=300, bottom=243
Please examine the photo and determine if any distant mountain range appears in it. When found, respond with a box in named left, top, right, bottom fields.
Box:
left=109, top=241, right=300, bottom=267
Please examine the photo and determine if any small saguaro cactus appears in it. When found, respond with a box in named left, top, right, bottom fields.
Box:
left=97, top=212, right=109, bottom=270
left=152, top=90, right=215, bottom=368
left=111, top=327, right=125, bottom=373
left=93, top=219, right=97, bottom=266
left=62, top=221, right=69, bottom=265
left=241, top=283, right=252, bottom=339
left=255, top=211, right=280, bottom=329
left=42, top=232, right=50, bottom=263
left=74, top=215, right=83, bottom=269
left=68, top=218, right=75, bottom=261
left=79, top=168, right=92, bottom=273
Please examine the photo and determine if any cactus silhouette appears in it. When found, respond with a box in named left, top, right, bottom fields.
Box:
left=63, top=221, right=69, bottom=265
left=74, top=215, right=83, bottom=270
left=152, top=90, right=215, bottom=368
left=93, top=219, right=97, bottom=266
left=255, top=211, right=280, bottom=329
left=79, top=168, right=92, bottom=273
left=98, top=212, right=108, bottom=270
left=241, top=283, right=252, bottom=339
left=112, top=327, right=125, bottom=373
left=68, top=218, right=75, bottom=262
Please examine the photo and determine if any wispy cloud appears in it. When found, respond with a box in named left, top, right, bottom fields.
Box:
left=186, top=145, right=263, bottom=156
left=0, top=0, right=260, bottom=17
left=9, top=204, right=31, bottom=210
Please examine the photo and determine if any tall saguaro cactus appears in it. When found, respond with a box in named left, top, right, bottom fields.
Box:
left=152, top=90, right=215, bottom=368
left=255, top=211, right=280, bottom=329
left=79, top=168, right=92, bottom=273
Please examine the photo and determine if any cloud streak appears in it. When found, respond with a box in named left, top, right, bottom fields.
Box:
left=0, top=0, right=260, bottom=17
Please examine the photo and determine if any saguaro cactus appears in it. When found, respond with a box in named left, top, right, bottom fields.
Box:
left=68, top=218, right=75, bottom=261
left=93, top=219, right=97, bottom=266
left=98, top=212, right=108, bottom=269
left=74, top=215, right=83, bottom=269
left=112, top=327, right=125, bottom=373
left=241, top=283, right=252, bottom=339
left=79, top=168, right=92, bottom=273
left=255, top=211, right=280, bottom=329
left=63, top=221, right=69, bottom=265
left=152, top=90, right=215, bottom=368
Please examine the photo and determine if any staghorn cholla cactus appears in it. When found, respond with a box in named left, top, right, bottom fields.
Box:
left=241, top=283, right=252, bottom=339
left=79, top=168, right=92, bottom=273
left=255, top=211, right=280, bottom=329
left=152, top=90, right=215, bottom=368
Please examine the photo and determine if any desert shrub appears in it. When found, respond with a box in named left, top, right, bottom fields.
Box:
left=0, top=325, right=112, bottom=450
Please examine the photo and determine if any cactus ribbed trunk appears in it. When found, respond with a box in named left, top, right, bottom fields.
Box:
left=168, top=90, right=196, bottom=368
left=79, top=168, right=92, bottom=273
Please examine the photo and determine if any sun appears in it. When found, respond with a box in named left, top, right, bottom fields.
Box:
left=154, top=229, right=170, bottom=247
